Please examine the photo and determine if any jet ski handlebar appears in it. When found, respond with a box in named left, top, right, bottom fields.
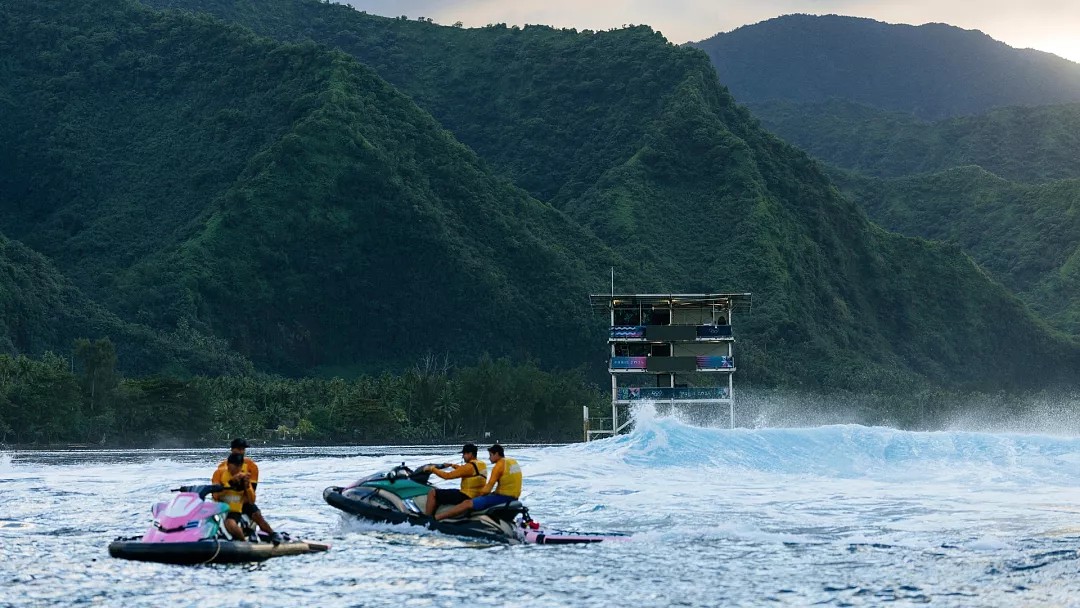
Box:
left=171, top=484, right=226, bottom=499
left=384, top=464, right=436, bottom=483
left=385, top=464, right=412, bottom=480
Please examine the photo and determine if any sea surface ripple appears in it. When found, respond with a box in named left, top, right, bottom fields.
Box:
left=4, top=409, right=1080, bottom=607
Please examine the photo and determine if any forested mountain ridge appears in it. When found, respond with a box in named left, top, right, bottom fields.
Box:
left=691, top=14, right=1080, bottom=120
left=563, top=62, right=1080, bottom=388
left=2, top=0, right=636, bottom=374
left=119, top=52, right=638, bottom=372
left=139, top=0, right=1080, bottom=391
left=0, top=5, right=332, bottom=300
left=689, top=16, right=1080, bottom=342
left=146, top=0, right=704, bottom=208
left=2, top=0, right=1078, bottom=393
left=835, top=167, right=1080, bottom=335
left=745, top=99, right=1080, bottom=338
left=0, top=233, right=248, bottom=375
left=752, top=100, right=1080, bottom=183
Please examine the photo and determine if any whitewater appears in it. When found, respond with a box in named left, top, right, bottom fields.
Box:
left=4, top=410, right=1080, bottom=607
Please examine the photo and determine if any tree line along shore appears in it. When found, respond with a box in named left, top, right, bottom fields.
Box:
left=0, top=339, right=605, bottom=447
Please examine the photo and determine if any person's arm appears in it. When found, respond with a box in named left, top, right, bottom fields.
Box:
left=478, top=460, right=505, bottom=496
left=433, top=463, right=479, bottom=480
left=211, top=467, right=225, bottom=501
left=247, top=459, right=259, bottom=490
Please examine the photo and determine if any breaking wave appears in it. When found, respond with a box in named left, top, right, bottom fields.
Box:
left=571, top=405, right=1080, bottom=485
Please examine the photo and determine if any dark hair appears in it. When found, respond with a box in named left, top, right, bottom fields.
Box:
left=226, top=452, right=245, bottom=466
left=461, top=443, right=478, bottom=456
left=230, top=438, right=249, bottom=449
left=488, top=444, right=504, bottom=456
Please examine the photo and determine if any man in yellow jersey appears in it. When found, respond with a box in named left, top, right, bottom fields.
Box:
left=422, top=443, right=488, bottom=518
left=212, top=453, right=259, bottom=540
left=434, top=444, right=521, bottom=521
left=213, top=438, right=282, bottom=544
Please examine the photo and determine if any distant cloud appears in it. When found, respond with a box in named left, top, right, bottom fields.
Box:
left=341, top=0, right=1080, bottom=61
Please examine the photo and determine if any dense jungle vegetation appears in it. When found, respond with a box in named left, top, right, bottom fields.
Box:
left=834, top=168, right=1080, bottom=335
left=752, top=100, right=1080, bottom=182
left=1, top=0, right=633, bottom=375
left=3, top=0, right=1080, bottom=444
left=142, top=0, right=1080, bottom=392
left=693, top=17, right=1080, bottom=344
left=0, top=235, right=249, bottom=376
left=747, top=101, right=1080, bottom=337
left=0, top=342, right=601, bottom=445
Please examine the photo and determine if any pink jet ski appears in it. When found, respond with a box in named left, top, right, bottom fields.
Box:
left=109, top=485, right=329, bottom=565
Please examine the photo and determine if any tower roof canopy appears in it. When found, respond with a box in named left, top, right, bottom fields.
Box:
left=589, top=293, right=752, bottom=313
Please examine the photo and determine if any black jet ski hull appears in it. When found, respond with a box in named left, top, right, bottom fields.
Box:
left=324, top=487, right=413, bottom=525
left=108, top=539, right=329, bottom=565
left=324, top=487, right=522, bottom=544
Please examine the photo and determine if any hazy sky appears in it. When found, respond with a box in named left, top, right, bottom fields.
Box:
left=342, top=0, right=1080, bottom=62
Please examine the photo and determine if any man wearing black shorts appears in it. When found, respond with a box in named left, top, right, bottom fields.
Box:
left=213, top=441, right=282, bottom=544
left=422, top=443, right=488, bottom=518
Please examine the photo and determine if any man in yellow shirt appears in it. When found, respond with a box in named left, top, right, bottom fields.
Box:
left=435, top=444, right=521, bottom=521
left=218, top=438, right=260, bottom=489
left=213, top=438, right=282, bottom=544
left=422, top=443, right=488, bottom=517
left=212, top=453, right=259, bottom=540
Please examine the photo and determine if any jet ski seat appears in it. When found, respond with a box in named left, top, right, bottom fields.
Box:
left=472, top=500, right=526, bottom=521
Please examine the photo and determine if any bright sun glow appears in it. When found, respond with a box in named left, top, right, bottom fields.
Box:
left=1006, top=35, right=1080, bottom=63
left=1042, top=40, right=1080, bottom=63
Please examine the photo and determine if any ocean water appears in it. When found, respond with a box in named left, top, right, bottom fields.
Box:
left=4, top=408, right=1080, bottom=607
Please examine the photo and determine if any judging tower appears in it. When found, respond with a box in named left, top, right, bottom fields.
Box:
left=586, top=293, right=751, bottom=440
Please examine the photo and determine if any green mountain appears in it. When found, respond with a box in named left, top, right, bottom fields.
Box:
left=691, top=15, right=1080, bottom=120
left=0, top=7, right=333, bottom=298
left=559, top=67, right=1080, bottom=390
left=3, top=0, right=1078, bottom=392
left=145, top=0, right=707, bottom=209
left=0, top=233, right=247, bottom=375
left=1, top=0, right=633, bottom=374
left=836, top=167, right=1080, bottom=334
left=139, top=0, right=1080, bottom=391
left=752, top=100, right=1080, bottom=182
left=745, top=99, right=1080, bottom=338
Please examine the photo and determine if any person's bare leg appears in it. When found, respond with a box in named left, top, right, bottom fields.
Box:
left=251, top=511, right=274, bottom=534
left=424, top=489, right=438, bottom=517
left=224, top=518, right=244, bottom=539
left=435, top=499, right=472, bottom=521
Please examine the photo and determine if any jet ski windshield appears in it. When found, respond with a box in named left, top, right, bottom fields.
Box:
left=347, top=464, right=433, bottom=489
left=348, top=472, right=390, bottom=488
